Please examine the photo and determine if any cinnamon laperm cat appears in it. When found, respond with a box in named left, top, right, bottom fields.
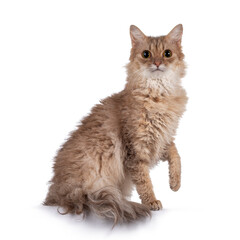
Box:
left=44, top=24, right=188, bottom=224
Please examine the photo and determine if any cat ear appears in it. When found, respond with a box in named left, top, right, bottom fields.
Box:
left=130, top=25, right=146, bottom=47
left=166, top=24, right=183, bottom=47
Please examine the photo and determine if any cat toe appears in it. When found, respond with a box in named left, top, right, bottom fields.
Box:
left=149, top=200, right=162, bottom=211
left=170, top=178, right=181, bottom=192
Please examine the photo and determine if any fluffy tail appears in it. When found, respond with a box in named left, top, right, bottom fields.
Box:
left=44, top=185, right=151, bottom=226
left=86, top=186, right=151, bottom=226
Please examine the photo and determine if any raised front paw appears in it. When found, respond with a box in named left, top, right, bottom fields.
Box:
left=170, top=174, right=181, bottom=191
left=149, top=200, right=163, bottom=211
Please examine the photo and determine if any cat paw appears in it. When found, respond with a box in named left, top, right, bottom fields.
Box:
left=149, top=200, right=162, bottom=211
left=170, top=175, right=181, bottom=191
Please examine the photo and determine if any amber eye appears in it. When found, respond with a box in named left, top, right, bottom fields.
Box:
left=164, top=49, right=172, bottom=58
left=142, top=50, right=151, bottom=59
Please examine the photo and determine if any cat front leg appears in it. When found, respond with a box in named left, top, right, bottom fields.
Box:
left=167, top=142, right=181, bottom=192
left=127, top=162, right=162, bottom=211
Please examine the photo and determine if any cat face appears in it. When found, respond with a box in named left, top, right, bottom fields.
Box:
left=127, top=25, right=185, bottom=91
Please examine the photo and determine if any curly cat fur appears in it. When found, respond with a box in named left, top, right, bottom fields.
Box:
left=44, top=24, right=188, bottom=225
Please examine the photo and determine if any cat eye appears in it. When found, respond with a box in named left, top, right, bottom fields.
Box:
left=163, top=49, right=172, bottom=58
left=142, top=50, right=151, bottom=59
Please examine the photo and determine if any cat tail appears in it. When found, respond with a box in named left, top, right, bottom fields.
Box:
left=86, top=186, right=151, bottom=226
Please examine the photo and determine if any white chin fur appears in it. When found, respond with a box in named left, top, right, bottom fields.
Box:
left=141, top=65, right=180, bottom=94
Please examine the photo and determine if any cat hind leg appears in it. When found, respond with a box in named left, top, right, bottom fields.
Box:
left=44, top=183, right=87, bottom=215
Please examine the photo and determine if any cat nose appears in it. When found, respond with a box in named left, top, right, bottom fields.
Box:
left=154, top=61, right=162, bottom=67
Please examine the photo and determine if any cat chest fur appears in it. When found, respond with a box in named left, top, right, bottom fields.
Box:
left=127, top=90, right=187, bottom=166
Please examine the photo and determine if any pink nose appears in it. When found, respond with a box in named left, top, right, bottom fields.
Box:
left=154, top=61, right=161, bottom=67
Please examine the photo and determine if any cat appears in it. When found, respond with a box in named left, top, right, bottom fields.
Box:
left=44, top=24, right=188, bottom=225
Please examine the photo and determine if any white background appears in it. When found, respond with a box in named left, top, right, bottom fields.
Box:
left=1, top=0, right=240, bottom=239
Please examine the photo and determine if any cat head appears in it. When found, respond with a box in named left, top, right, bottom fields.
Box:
left=126, top=24, right=186, bottom=93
